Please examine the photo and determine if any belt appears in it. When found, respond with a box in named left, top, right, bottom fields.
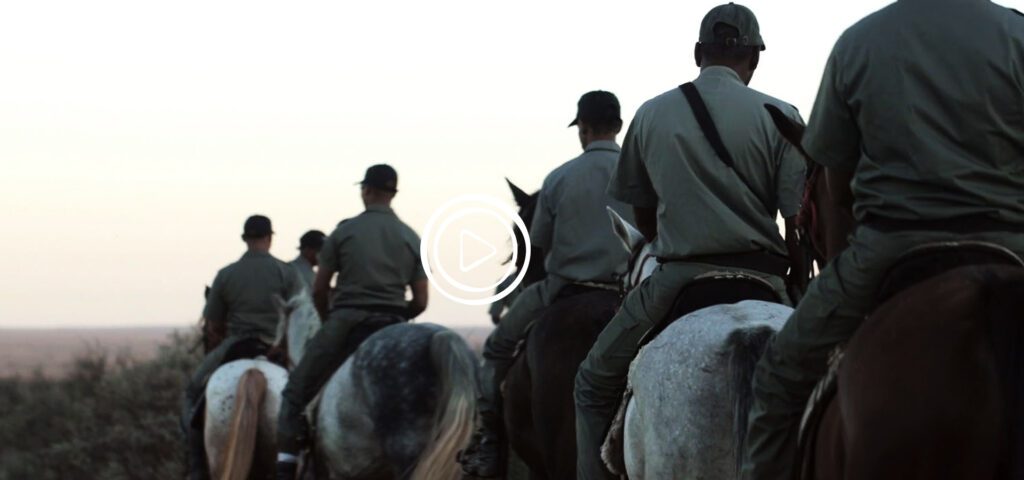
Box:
left=657, top=251, right=791, bottom=278
left=337, top=304, right=410, bottom=319
left=863, top=214, right=1024, bottom=234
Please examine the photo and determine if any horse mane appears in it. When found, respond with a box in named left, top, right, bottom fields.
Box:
left=982, top=267, right=1024, bottom=478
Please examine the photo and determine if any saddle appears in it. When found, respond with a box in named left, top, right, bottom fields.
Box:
left=796, top=241, right=1024, bottom=479
left=509, top=283, right=619, bottom=360
left=638, top=270, right=783, bottom=348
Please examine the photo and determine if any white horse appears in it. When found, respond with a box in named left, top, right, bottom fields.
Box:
left=314, top=321, right=478, bottom=480
left=203, top=291, right=321, bottom=480
left=603, top=210, right=792, bottom=479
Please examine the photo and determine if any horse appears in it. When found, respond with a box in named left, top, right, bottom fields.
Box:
left=313, top=322, right=478, bottom=480
left=203, top=291, right=321, bottom=480
left=602, top=210, right=792, bottom=480
left=764, top=104, right=1024, bottom=479
left=502, top=286, right=621, bottom=479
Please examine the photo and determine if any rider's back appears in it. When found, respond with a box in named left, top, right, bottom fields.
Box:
left=617, top=67, right=805, bottom=259
left=206, top=251, right=298, bottom=342
left=324, top=205, right=422, bottom=310
left=805, top=0, right=1024, bottom=224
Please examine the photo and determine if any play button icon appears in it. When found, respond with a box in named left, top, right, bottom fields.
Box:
left=459, top=230, right=498, bottom=273
left=420, top=194, right=532, bottom=306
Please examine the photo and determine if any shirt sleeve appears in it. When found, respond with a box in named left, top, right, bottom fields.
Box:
left=803, top=47, right=862, bottom=171
left=318, top=232, right=339, bottom=275
left=529, top=178, right=555, bottom=251
left=408, top=232, right=427, bottom=282
left=202, top=271, right=227, bottom=324
left=776, top=107, right=808, bottom=219
left=607, top=113, right=659, bottom=208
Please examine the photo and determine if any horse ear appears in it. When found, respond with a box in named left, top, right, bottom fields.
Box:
left=607, top=207, right=644, bottom=253
left=204, top=285, right=211, bottom=299
left=764, top=103, right=805, bottom=148
left=506, top=178, right=532, bottom=207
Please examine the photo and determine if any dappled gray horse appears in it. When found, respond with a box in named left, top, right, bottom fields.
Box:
left=314, top=322, right=478, bottom=480
left=603, top=210, right=790, bottom=479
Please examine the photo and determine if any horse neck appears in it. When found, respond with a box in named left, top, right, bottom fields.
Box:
left=627, top=243, right=657, bottom=290
left=286, top=303, right=320, bottom=365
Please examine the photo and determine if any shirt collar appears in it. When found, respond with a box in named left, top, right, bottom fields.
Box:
left=242, top=250, right=271, bottom=260
left=584, top=140, right=621, bottom=153
left=365, top=204, right=395, bottom=214
left=293, top=255, right=312, bottom=267
left=698, top=66, right=744, bottom=85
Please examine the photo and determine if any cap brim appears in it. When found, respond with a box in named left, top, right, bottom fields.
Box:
left=568, top=118, right=578, bottom=127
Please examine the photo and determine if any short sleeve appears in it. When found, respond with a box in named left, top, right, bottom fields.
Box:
left=407, top=231, right=427, bottom=282
left=202, top=271, right=227, bottom=324
left=803, top=48, right=862, bottom=171
left=776, top=108, right=808, bottom=218
left=318, top=232, right=339, bottom=274
left=608, top=113, right=658, bottom=208
left=529, top=178, right=555, bottom=251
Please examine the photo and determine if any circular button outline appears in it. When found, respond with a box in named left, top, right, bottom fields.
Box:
left=432, top=207, right=518, bottom=293
left=420, top=194, right=531, bottom=306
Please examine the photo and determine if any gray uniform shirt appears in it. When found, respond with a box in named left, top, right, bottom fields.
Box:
left=609, top=67, right=806, bottom=259
left=204, top=251, right=302, bottom=342
left=804, top=0, right=1024, bottom=225
left=290, top=255, right=315, bottom=291
left=320, top=204, right=426, bottom=310
left=531, top=140, right=634, bottom=284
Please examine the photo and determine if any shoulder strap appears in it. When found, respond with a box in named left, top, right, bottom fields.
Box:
left=680, top=82, right=736, bottom=169
left=679, top=82, right=769, bottom=215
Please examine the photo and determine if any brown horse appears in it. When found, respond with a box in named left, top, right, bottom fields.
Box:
left=765, top=104, right=1024, bottom=479
left=503, top=288, right=620, bottom=479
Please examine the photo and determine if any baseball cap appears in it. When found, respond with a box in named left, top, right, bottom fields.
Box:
left=298, top=230, right=326, bottom=250
left=699, top=3, right=766, bottom=51
left=242, top=215, right=273, bottom=239
left=357, top=164, right=398, bottom=193
left=569, top=90, right=622, bottom=128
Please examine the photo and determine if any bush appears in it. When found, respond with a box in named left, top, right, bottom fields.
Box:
left=0, top=331, right=201, bottom=480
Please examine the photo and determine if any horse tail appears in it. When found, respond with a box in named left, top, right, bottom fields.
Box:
left=411, top=330, right=478, bottom=480
left=221, top=368, right=267, bottom=480
left=985, top=269, right=1024, bottom=478
left=726, top=325, right=775, bottom=476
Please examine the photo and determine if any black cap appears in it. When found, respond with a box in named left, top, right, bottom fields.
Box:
left=357, top=164, right=398, bottom=193
left=569, top=90, right=622, bottom=128
left=242, top=215, right=273, bottom=239
left=298, top=230, right=326, bottom=250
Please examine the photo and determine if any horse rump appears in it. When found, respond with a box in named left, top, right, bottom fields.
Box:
left=983, top=267, right=1024, bottom=479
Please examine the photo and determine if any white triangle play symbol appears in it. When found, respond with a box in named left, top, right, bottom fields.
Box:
left=459, top=230, right=497, bottom=273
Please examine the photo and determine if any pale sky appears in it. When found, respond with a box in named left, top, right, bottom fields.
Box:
left=3, top=0, right=993, bottom=328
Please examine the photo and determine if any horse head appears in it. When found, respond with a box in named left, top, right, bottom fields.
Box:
left=607, top=207, right=657, bottom=292
left=764, top=103, right=855, bottom=265
left=273, top=290, right=321, bottom=367
left=507, top=178, right=546, bottom=284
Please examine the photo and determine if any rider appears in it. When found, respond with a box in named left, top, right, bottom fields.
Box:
left=182, top=214, right=302, bottom=480
left=742, top=2, right=1024, bottom=478
left=290, top=229, right=326, bottom=290
left=458, top=90, right=635, bottom=478
left=573, top=4, right=807, bottom=479
left=275, top=164, right=428, bottom=480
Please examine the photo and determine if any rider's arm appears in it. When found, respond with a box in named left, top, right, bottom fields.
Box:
left=826, top=167, right=854, bottom=213
left=634, top=206, right=658, bottom=244
left=312, top=265, right=333, bottom=320
left=203, top=273, right=227, bottom=328
left=407, top=278, right=428, bottom=320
